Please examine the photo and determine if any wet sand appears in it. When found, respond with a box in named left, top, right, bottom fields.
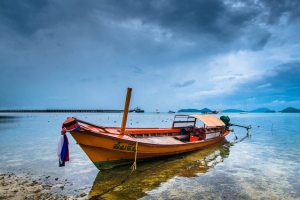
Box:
left=0, top=173, right=88, bottom=200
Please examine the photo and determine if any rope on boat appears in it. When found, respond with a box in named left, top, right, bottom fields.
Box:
left=131, top=140, right=138, bottom=171
left=125, top=131, right=139, bottom=171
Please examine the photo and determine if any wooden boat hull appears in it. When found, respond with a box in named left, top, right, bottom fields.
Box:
left=69, top=127, right=230, bottom=170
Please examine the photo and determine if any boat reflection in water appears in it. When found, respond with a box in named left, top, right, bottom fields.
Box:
left=88, top=140, right=231, bottom=199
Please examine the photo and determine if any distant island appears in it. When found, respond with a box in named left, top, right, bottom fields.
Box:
left=222, top=108, right=274, bottom=113
left=222, top=109, right=242, bottom=113
left=280, top=107, right=300, bottom=113
left=178, top=107, right=300, bottom=113
left=265, top=110, right=276, bottom=113
left=250, top=108, right=272, bottom=112
left=178, top=108, right=211, bottom=113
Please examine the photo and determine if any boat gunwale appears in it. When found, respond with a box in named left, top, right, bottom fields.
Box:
left=70, top=128, right=229, bottom=148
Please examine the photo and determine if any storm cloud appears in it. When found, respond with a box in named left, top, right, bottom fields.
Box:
left=0, top=0, right=300, bottom=111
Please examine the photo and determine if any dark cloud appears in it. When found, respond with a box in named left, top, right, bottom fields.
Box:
left=0, top=0, right=49, bottom=35
left=0, top=0, right=300, bottom=110
left=2, top=0, right=297, bottom=49
left=147, top=1, right=228, bottom=34
left=259, top=0, right=300, bottom=24
left=248, top=29, right=272, bottom=51
left=266, top=61, right=300, bottom=88
left=173, top=80, right=195, bottom=88
left=102, top=0, right=262, bottom=45
left=235, top=61, right=300, bottom=103
left=0, top=0, right=298, bottom=61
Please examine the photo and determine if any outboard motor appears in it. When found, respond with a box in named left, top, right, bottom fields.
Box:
left=220, top=116, right=230, bottom=127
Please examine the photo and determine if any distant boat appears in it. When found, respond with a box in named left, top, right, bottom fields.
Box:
left=168, top=110, right=175, bottom=113
left=240, top=103, right=248, bottom=114
left=208, top=110, right=222, bottom=114
left=155, top=109, right=160, bottom=113
left=129, top=107, right=144, bottom=113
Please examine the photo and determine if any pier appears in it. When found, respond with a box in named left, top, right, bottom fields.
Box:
left=0, top=109, right=123, bottom=113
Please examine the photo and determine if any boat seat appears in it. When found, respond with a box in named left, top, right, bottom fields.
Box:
left=135, top=136, right=184, bottom=144
left=174, top=135, right=190, bottom=141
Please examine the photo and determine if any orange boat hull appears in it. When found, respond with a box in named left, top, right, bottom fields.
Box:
left=69, top=126, right=230, bottom=170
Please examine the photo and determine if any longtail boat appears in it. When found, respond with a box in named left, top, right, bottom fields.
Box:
left=60, top=88, right=251, bottom=170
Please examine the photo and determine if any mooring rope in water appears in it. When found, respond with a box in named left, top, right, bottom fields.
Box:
left=90, top=132, right=139, bottom=199
left=89, top=152, right=184, bottom=200
left=230, top=131, right=251, bottom=144
left=88, top=134, right=139, bottom=200
left=88, top=157, right=172, bottom=200
left=89, top=171, right=134, bottom=200
left=232, top=129, right=238, bottom=140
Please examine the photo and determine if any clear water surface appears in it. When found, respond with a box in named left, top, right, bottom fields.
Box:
left=0, top=112, right=300, bottom=199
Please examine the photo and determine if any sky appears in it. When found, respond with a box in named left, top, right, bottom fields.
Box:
left=1, top=0, right=300, bottom=112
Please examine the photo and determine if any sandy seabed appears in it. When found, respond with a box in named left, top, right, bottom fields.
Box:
left=0, top=173, right=88, bottom=200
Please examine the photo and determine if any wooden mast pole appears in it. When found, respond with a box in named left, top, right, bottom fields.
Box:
left=120, top=87, right=132, bottom=135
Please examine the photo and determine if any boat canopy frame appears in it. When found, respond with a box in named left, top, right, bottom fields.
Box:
left=172, top=114, right=225, bottom=128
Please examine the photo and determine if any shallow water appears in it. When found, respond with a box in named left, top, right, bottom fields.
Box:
left=0, top=112, right=300, bottom=199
